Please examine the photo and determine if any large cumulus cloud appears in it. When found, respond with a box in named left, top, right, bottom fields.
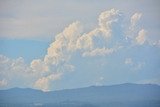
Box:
left=0, top=9, right=159, bottom=91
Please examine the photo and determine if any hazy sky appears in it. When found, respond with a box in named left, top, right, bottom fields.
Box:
left=0, top=0, right=160, bottom=91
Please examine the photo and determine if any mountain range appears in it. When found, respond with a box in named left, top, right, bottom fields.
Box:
left=0, top=83, right=160, bottom=107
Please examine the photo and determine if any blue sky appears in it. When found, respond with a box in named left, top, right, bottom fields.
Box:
left=0, top=0, right=160, bottom=91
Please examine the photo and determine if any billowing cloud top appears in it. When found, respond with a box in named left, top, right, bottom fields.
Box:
left=0, top=9, right=159, bottom=91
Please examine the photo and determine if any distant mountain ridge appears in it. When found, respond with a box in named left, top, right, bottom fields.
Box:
left=0, top=83, right=160, bottom=107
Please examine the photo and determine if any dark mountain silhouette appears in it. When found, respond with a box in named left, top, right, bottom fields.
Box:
left=0, top=83, right=160, bottom=107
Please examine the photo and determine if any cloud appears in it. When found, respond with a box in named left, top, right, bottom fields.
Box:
left=125, top=58, right=145, bottom=71
left=0, top=21, right=83, bottom=91
left=125, top=58, right=133, bottom=65
left=82, top=48, right=114, bottom=57
left=31, top=59, right=48, bottom=73
left=98, top=9, right=122, bottom=37
left=77, top=9, right=122, bottom=57
left=28, top=8, right=125, bottom=89
left=136, top=29, right=147, bottom=45
left=34, top=73, right=62, bottom=91
left=0, top=53, right=63, bottom=90
left=128, top=12, right=160, bottom=47
left=33, top=22, right=82, bottom=90
left=155, top=40, right=160, bottom=47
left=0, top=55, right=35, bottom=88
left=0, top=79, right=8, bottom=87
left=130, top=13, right=142, bottom=29
left=44, top=21, right=82, bottom=65
left=128, top=13, right=148, bottom=46
left=0, top=8, right=158, bottom=91
left=0, top=55, right=31, bottom=75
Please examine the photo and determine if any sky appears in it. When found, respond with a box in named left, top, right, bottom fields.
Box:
left=0, top=0, right=160, bottom=91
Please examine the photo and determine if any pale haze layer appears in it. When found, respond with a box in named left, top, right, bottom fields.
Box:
left=0, top=0, right=160, bottom=91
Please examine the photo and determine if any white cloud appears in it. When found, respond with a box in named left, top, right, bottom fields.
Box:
left=125, top=57, right=145, bottom=71
left=36, top=9, right=124, bottom=90
left=76, top=29, right=97, bottom=50
left=0, top=8, right=155, bottom=91
left=76, top=8, right=122, bottom=57
left=34, top=73, right=62, bottom=91
left=82, top=48, right=114, bottom=57
left=44, top=21, right=82, bottom=65
left=0, top=79, right=8, bottom=87
left=136, top=29, right=147, bottom=45
left=98, top=9, right=122, bottom=37
left=0, top=9, right=122, bottom=90
left=32, top=21, right=82, bottom=90
left=0, top=21, right=83, bottom=91
left=0, top=55, right=31, bottom=75
left=130, top=13, right=142, bottom=29
left=0, top=55, right=35, bottom=88
left=31, top=59, right=48, bottom=73
left=125, top=58, right=133, bottom=65
left=156, top=40, right=160, bottom=47
left=128, top=13, right=149, bottom=46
